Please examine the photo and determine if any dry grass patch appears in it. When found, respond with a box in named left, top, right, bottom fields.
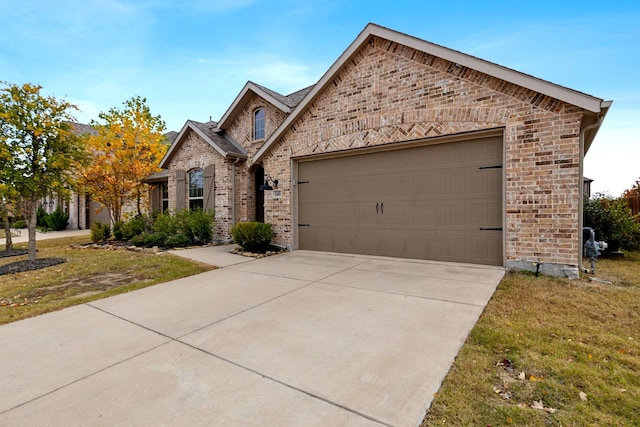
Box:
left=422, top=255, right=640, bottom=426
left=0, top=236, right=215, bottom=325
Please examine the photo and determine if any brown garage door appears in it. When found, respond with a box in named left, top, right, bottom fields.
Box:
left=297, top=135, right=503, bottom=265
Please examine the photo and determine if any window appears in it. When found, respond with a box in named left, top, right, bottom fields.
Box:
left=161, top=184, right=169, bottom=213
left=254, top=108, right=265, bottom=140
left=188, top=169, right=204, bottom=211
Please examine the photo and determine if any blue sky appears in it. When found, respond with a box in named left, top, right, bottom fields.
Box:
left=1, top=0, right=638, bottom=195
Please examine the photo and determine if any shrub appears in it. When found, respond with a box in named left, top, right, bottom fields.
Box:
left=152, top=212, right=179, bottom=236
left=231, top=222, right=273, bottom=253
left=584, top=195, right=640, bottom=253
left=90, top=221, right=111, bottom=242
left=36, top=205, right=48, bottom=227
left=130, top=233, right=146, bottom=247
left=45, top=208, right=69, bottom=231
left=144, top=232, right=168, bottom=247
left=12, top=219, right=27, bottom=229
left=184, top=209, right=215, bottom=244
left=166, top=234, right=191, bottom=248
left=112, top=221, right=125, bottom=240
left=154, top=209, right=215, bottom=245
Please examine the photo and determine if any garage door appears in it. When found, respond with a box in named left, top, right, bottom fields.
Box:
left=297, top=135, right=503, bottom=265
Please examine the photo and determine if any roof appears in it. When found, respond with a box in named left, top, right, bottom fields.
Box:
left=159, top=120, right=247, bottom=168
left=164, top=130, right=179, bottom=146
left=68, top=122, right=98, bottom=136
left=253, top=23, right=611, bottom=163
left=217, top=81, right=313, bottom=130
left=142, top=169, right=168, bottom=184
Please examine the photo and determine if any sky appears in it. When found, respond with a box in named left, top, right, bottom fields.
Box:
left=1, top=0, right=638, bottom=196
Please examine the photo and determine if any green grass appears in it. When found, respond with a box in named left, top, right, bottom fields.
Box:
left=422, top=254, right=640, bottom=426
left=0, top=236, right=215, bottom=325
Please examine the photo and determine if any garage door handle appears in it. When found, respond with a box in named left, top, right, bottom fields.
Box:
left=376, top=202, right=379, bottom=214
left=380, top=202, right=383, bottom=214
left=479, top=227, right=502, bottom=231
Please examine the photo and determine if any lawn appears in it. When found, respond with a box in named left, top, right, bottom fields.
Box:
left=421, top=253, right=640, bottom=426
left=0, top=235, right=215, bottom=325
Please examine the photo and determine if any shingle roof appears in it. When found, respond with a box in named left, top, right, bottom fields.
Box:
left=250, top=82, right=314, bottom=109
left=285, top=85, right=314, bottom=108
left=188, top=120, right=247, bottom=158
left=158, top=119, right=247, bottom=168
left=164, top=130, right=179, bottom=146
left=68, top=122, right=97, bottom=136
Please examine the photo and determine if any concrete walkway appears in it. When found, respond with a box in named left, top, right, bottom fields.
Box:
left=1, top=228, right=91, bottom=246
left=0, top=245, right=504, bottom=427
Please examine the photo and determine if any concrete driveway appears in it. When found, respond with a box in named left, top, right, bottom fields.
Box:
left=0, top=247, right=504, bottom=427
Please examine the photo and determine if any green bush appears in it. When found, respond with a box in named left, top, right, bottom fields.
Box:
left=231, top=222, right=273, bottom=253
left=130, top=233, right=146, bottom=247
left=584, top=195, right=640, bottom=253
left=112, top=221, right=125, bottom=240
left=114, top=216, right=149, bottom=241
left=152, top=212, right=179, bottom=236
left=45, top=208, right=69, bottom=231
left=153, top=209, right=215, bottom=245
left=12, top=219, right=27, bottom=229
left=184, top=209, right=215, bottom=244
left=166, top=234, right=191, bottom=248
left=36, top=205, right=48, bottom=227
left=144, top=232, right=168, bottom=247
left=90, top=221, right=111, bottom=243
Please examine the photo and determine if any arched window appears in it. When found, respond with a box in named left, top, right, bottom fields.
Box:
left=254, top=108, right=265, bottom=140
left=188, top=169, right=204, bottom=211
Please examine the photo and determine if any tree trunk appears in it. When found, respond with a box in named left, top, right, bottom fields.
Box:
left=2, top=211, right=13, bottom=251
left=27, top=196, right=38, bottom=261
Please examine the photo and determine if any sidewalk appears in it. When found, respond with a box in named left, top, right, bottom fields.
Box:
left=1, top=229, right=91, bottom=246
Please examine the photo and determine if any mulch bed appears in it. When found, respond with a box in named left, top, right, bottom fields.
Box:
left=0, top=258, right=67, bottom=276
left=0, top=249, right=29, bottom=259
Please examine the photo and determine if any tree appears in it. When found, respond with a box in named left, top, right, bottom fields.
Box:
left=79, top=96, right=167, bottom=224
left=584, top=194, right=640, bottom=253
left=0, top=82, right=87, bottom=261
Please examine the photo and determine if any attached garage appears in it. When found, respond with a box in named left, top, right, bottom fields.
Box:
left=249, top=23, right=611, bottom=278
left=296, top=133, right=503, bottom=265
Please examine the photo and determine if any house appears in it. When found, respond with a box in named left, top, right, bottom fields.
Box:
left=152, top=23, right=611, bottom=278
left=38, top=122, right=111, bottom=230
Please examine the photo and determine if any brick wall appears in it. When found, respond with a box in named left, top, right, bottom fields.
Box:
left=260, top=35, right=586, bottom=269
left=227, top=94, right=288, bottom=223
left=165, top=129, right=235, bottom=241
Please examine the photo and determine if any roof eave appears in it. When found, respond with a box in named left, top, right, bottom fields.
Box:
left=584, top=100, right=613, bottom=155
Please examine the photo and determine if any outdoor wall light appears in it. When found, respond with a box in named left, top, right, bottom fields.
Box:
left=259, top=175, right=279, bottom=191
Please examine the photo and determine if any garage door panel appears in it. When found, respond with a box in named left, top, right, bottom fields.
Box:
left=297, top=135, right=503, bottom=265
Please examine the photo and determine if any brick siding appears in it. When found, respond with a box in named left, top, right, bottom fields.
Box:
left=164, top=129, right=235, bottom=241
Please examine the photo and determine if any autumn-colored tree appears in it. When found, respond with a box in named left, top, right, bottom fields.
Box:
left=80, top=96, right=167, bottom=223
left=0, top=82, right=87, bottom=260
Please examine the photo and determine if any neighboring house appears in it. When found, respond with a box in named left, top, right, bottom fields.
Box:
left=152, top=23, right=611, bottom=278
left=38, top=122, right=110, bottom=230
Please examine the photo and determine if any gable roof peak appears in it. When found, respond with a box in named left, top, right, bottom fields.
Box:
left=252, top=22, right=610, bottom=163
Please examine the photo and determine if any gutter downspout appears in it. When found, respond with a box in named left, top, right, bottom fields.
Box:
left=578, top=115, right=605, bottom=273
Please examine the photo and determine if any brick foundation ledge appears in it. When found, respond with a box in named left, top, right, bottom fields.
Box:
left=507, top=260, right=580, bottom=280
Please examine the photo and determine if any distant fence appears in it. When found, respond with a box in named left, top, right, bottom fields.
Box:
left=627, top=195, right=640, bottom=217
